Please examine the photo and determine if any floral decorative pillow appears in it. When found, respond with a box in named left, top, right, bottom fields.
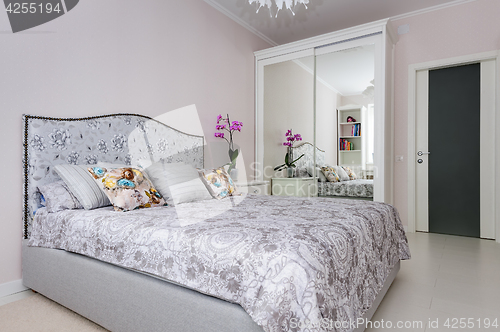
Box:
left=321, top=166, right=340, bottom=183
left=342, top=166, right=357, bottom=180
left=198, top=167, right=237, bottom=199
left=88, top=166, right=166, bottom=212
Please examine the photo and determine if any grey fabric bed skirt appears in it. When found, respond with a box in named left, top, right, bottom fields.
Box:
left=22, top=241, right=264, bottom=332
left=22, top=241, right=399, bottom=332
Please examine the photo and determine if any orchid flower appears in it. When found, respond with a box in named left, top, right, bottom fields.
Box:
left=214, top=114, right=243, bottom=172
left=275, top=129, right=305, bottom=171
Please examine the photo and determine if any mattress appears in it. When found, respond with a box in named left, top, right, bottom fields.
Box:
left=29, top=194, right=410, bottom=332
left=318, top=180, right=374, bottom=198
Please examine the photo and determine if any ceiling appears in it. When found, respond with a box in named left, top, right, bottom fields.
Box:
left=205, top=0, right=467, bottom=45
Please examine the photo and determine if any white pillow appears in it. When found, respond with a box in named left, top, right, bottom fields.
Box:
left=54, top=164, right=111, bottom=210
left=306, top=165, right=327, bottom=182
left=333, top=166, right=350, bottom=181
left=144, top=162, right=212, bottom=205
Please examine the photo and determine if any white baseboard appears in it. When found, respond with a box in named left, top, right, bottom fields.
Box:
left=0, top=279, right=28, bottom=298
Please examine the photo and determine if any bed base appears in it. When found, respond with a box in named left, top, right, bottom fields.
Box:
left=22, top=241, right=399, bottom=332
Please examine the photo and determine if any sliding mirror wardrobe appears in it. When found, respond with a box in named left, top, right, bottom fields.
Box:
left=255, top=19, right=397, bottom=203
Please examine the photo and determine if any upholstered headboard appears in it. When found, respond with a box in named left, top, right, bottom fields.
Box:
left=23, top=114, right=204, bottom=238
left=293, top=142, right=325, bottom=169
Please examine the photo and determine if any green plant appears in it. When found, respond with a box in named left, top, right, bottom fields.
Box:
left=274, top=150, right=304, bottom=171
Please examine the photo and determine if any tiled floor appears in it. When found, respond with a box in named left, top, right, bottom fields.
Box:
left=366, top=232, right=500, bottom=331
left=1, top=232, right=499, bottom=331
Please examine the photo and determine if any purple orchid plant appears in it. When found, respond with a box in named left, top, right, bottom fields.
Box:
left=274, top=129, right=305, bottom=172
left=215, top=114, right=243, bottom=172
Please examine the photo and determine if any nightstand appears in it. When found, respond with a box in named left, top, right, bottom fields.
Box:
left=271, top=177, right=318, bottom=197
left=235, top=181, right=270, bottom=195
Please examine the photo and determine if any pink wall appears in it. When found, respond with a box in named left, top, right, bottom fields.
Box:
left=391, top=0, right=500, bottom=226
left=0, top=0, right=270, bottom=286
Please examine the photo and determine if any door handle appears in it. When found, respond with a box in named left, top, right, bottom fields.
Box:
left=417, top=151, right=430, bottom=156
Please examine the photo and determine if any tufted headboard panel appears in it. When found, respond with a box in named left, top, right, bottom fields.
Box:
left=23, top=114, right=204, bottom=238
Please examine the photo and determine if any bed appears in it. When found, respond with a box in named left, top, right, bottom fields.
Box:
left=22, top=114, right=410, bottom=332
left=293, top=143, right=373, bottom=199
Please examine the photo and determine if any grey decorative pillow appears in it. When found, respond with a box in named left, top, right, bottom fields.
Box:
left=54, top=164, right=111, bottom=210
left=333, top=166, right=350, bottom=181
left=144, top=162, right=212, bottom=205
left=37, top=180, right=83, bottom=213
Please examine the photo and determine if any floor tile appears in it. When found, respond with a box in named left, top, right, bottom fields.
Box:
left=367, top=232, right=500, bottom=331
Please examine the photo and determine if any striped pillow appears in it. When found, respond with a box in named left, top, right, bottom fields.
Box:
left=54, top=164, right=110, bottom=210
left=144, top=162, right=212, bottom=205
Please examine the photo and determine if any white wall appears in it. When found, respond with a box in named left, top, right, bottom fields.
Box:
left=316, top=78, right=339, bottom=165
left=340, top=94, right=372, bottom=109
left=0, top=0, right=270, bottom=287
left=391, top=0, right=500, bottom=227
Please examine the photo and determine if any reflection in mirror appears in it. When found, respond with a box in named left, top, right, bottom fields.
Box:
left=263, top=56, right=314, bottom=184
left=314, top=44, right=375, bottom=198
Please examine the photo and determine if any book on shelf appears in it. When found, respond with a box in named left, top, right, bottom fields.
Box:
left=339, top=138, right=354, bottom=151
left=350, top=123, right=360, bottom=136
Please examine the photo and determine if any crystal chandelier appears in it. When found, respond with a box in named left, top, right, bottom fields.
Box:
left=248, top=0, right=309, bottom=17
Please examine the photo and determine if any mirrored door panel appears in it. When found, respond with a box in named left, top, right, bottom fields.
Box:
left=262, top=55, right=314, bottom=184
left=315, top=43, right=375, bottom=184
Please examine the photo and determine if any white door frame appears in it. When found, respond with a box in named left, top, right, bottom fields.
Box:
left=407, top=50, right=500, bottom=242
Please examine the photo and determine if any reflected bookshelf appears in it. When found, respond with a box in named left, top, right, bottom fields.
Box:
left=337, top=105, right=366, bottom=166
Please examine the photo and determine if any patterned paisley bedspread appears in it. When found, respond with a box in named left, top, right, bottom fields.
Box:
left=29, top=194, right=410, bottom=332
left=318, top=180, right=373, bottom=198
